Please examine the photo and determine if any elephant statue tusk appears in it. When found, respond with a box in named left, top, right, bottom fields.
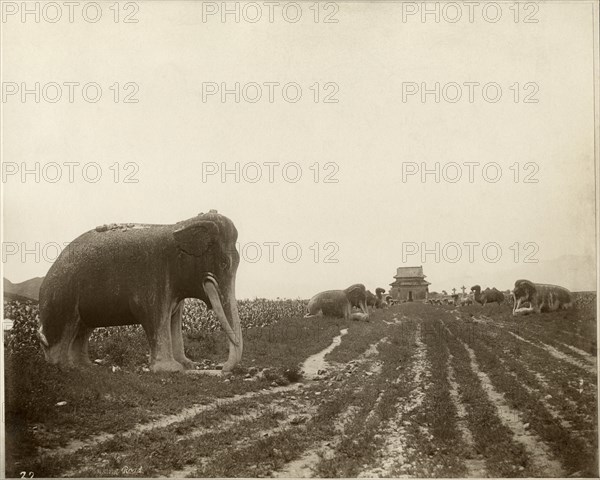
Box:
left=37, top=328, right=49, bottom=348
left=203, top=275, right=240, bottom=347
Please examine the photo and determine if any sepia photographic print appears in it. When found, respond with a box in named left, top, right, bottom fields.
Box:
left=1, top=1, right=598, bottom=478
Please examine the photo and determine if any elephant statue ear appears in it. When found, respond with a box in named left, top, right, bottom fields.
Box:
left=173, top=221, right=219, bottom=256
left=346, top=284, right=366, bottom=298
left=514, top=279, right=535, bottom=294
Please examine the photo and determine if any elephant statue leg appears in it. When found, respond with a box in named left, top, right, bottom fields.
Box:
left=41, top=306, right=91, bottom=368
left=170, top=301, right=197, bottom=370
left=69, top=322, right=93, bottom=367
left=343, top=301, right=352, bottom=320
left=137, top=304, right=184, bottom=373
left=304, top=300, right=320, bottom=318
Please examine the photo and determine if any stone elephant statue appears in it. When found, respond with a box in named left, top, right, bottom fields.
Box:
left=305, top=283, right=369, bottom=320
left=37, top=210, right=243, bottom=374
left=512, top=279, right=572, bottom=316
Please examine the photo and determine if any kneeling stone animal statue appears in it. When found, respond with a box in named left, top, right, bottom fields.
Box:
left=38, top=211, right=243, bottom=374
left=375, top=287, right=388, bottom=308
left=471, top=285, right=504, bottom=306
left=305, top=284, right=369, bottom=321
left=512, top=279, right=572, bottom=316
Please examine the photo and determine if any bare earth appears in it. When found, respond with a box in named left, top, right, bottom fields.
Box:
left=7, top=300, right=598, bottom=478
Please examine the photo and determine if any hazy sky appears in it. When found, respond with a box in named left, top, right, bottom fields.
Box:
left=2, top=1, right=597, bottom=298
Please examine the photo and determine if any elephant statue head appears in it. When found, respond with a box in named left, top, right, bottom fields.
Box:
left=172, top=212, right=243, bottom=371
left=38, top=210, right=243, bottom=373
left=344, top=284, right=369, bottom=314
left=512, top=279, right=536, bottom=305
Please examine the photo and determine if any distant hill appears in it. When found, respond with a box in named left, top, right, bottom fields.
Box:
left=4, top=291, right=37, bottom=303
left=3, top=277, right=44, bottom=301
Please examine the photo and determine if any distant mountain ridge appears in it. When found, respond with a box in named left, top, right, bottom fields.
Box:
left=4, top=291, right=37, bottom=303
left=4, top=277, right=44, bottom=301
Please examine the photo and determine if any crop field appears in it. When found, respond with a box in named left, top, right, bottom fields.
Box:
left=3, top=294, right=598, bottom=478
